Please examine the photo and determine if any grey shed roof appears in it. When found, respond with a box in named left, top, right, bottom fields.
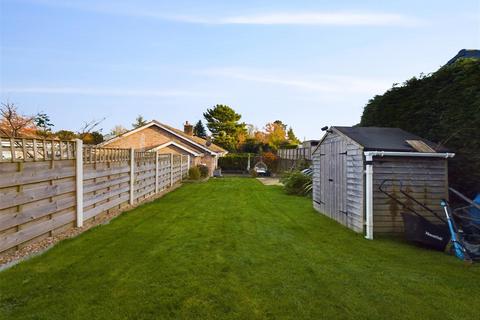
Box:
left=333, top=126, right=448, bottom=152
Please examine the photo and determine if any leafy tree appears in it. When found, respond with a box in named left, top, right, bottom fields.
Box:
left=34, top=112, right=54, bottom=137
left=82, top=131, right=104, bottom=145
left=360, top=58, right=480, bottom=195
left=90, top=131, right=104, bottom=144
left=193, top=120, right=207, bottom=138
left=0, top=102, right=35, bottom=137
left=132, top=115, right=147, bottom=129
left=203, top=105, right=246, bottom=151
left=55, top=130, right=77, bottom=140
left=77, top=118, right=105, bottom=144
left=287, top=127, right=301, bottom=145
left=240, top=137, right=267, bottom=154
left=264, top=120, right=288, bottom=150
left=111, top=125, right=128, bottom=136
left=262, top=151, right=279, bottom=173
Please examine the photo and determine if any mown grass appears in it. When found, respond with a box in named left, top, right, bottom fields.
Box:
left=0, top=178, right=479, bottom=320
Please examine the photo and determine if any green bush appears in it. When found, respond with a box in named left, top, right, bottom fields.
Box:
left=218, top=153, right=252, bottom=171
left=280, top=171, right=312, bottom=196
left=360, top=58, right=480, bottom=196
left=188, top=167, right=201, bottom=180
left=198, top=165, right=209, bottom=178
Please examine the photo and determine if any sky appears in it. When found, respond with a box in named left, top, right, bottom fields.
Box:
left=1, top=0, right=479, bottom=140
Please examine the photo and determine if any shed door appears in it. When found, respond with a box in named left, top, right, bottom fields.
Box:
left=321, top=137, right=347, bottom=227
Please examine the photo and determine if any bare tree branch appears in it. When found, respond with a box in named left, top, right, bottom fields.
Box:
left=78, top=117, right=106, bottom=135
left=0, top=102, right=35, bottom=137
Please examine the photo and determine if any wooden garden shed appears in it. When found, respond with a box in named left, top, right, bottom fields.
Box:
left=312, top=126, right=455, bottom=239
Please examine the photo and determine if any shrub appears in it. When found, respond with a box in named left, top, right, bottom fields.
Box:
left=280, top=170, right=312, bottom=196
left=198, top=165, right=209, bottom=178
left=262, top=151, right=279, bottom=173
left=359, top=59, right=480, bottom=196
left=249, top=169, right=258, bottom=177
left=188, top=166, right=201, bottom=180
left=218, top=153, right=252, bottom=171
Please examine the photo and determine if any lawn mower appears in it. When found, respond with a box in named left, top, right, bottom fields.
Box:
left=440, top=188, right=480, bottom=262
left=379, top=179, right=450, bottom=251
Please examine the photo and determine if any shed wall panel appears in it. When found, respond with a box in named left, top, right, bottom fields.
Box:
left=372, top=157, right=448, bottom=234
left=313, top=132, right=364, bottom=233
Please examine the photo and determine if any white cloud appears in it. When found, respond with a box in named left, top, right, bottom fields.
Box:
left=0, top=86, right=207, bottom=97
left=26, top=1, right=422, bottom=27
left=201, top=68, right=393, bottom=95
left=196, top=13, right=420, bottom=27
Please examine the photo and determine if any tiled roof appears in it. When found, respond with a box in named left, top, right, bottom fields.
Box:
left=156, top=121, right=227, bottom=154
left=100, top=120, right=227, bottom=154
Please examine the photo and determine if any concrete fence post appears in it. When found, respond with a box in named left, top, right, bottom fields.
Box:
left=75, top=139, right=84, bottom=228
left=130, top=148, right=135, bottom=205
left=155, top=153, right=159, bottom=194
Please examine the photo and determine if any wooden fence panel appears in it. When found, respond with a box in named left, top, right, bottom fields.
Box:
left=83, top=162, right=131, bottom=221
left=181, top=155, right=189, bottom=179
left=171, top=155, right=182, bottom=184
left=0, top=138, right=187, bottom=254
left=133, top=151, right=156, bottom=203
left=0, top=157, right=77, bottom=253
left=158, top=154, right=171, bottom=191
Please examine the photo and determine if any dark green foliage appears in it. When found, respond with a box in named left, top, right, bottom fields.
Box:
left=198, top=164, right=209, bottom=177
left=280, top=143, right=299, bottom=149
left=287, top=127, right=300, bottom=144
left=218, top=153, right=251, bottom=171
left=79, top=131, right=104, bottom=145
left=360, top=59, right=480, bottom=195
left=55, top=130, right=76, bottom=140
left=280, top=170, right=312, bottom=196
left=203, top=104, right=246, bottom=151
left=2, top=178, right=478, bottom=320
left=188, top=166, right=201, bottom=180
left=90, top=131, right=104, bottom=144
left=240, top=138, right=270, bottom=154
left=132, top=115, right=147, bottom=129
left=193, top=120, right=207, bottom=138
left=34, top=112, right=53, bottom=136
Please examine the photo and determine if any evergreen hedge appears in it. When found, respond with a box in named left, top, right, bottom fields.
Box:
left=218, top=153, right=252, bottom=171
left=360, top=58, right=480, bottom=196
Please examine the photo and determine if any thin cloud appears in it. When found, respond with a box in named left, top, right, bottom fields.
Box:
left=26, top=1, right=422, bottom=27
left=202, top=68, right=393, bottom=95
left=187, top=13, right=421, bottom=27
left=0, top=86, right=207, bottom=97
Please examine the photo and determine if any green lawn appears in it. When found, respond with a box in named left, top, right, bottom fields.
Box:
left=1, top=178, right=479, bottom=320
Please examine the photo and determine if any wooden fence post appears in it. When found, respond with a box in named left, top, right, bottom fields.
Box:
left=180, top=155, right=183, bottom=180
left=155, top=152, right=159, bottom=193
left=130, top=148, right=135, bottom=205
left=75, top=139, right=84, bottom=227
left=170, top=153, right=173, bottom=187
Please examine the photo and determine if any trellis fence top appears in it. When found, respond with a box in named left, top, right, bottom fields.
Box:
left=0, top=137, right=160, bottom=163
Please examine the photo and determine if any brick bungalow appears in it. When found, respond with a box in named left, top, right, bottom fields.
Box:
left=99, top=120, right=227, bottom=176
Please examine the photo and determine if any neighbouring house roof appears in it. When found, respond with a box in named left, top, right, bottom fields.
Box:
left=157, top=122, right=227, bottom=154
left=332, top=126, right=449, bottom=152
left=446, top=49, right=480, bottom=65
left=99, top=120, right=227, bottom=155
left=147, top=141, right=203, bottom=156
